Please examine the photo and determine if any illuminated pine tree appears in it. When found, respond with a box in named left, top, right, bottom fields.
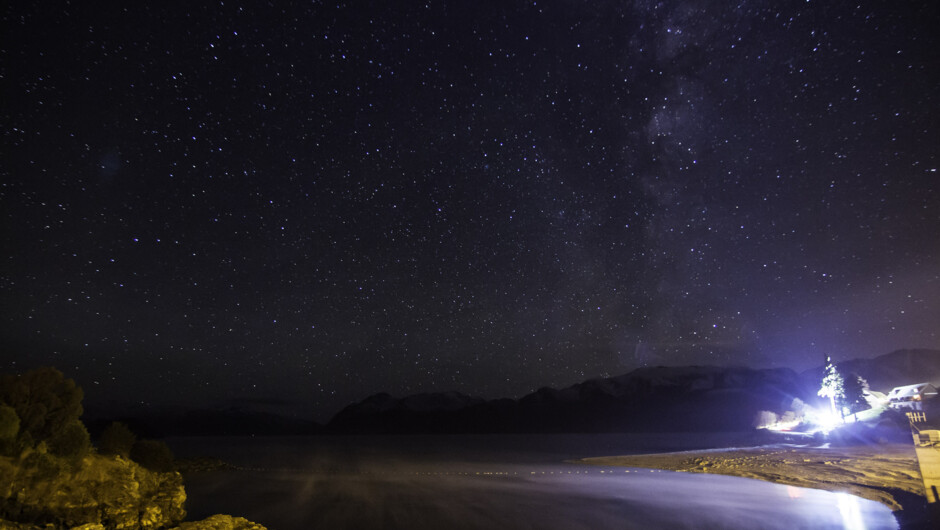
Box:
left=817, top=356, right=845, bottom=420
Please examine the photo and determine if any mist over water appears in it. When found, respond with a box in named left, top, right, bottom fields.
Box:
left=172, top=435, right=897, bottom=529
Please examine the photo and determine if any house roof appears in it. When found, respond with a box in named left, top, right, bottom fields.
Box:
left=888, top=383, right=937, bottom=399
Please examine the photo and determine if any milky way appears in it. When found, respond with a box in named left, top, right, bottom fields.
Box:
left=2, top=1, right=937, bottom=419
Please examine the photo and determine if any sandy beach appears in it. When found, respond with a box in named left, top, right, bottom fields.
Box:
left=577, top=443, right=929, bottom=525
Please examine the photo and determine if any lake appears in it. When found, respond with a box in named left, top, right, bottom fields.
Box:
left=170, top=434, right=898, bottom=529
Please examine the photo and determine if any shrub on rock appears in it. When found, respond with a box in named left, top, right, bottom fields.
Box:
left=0, top=367, right=83, bottom=446
left=0, top=404, right=19, bottom=456
left=48, top=419, right=90, bottom=463
left=99, top=421, right=136, bottom=457
left=131, top=439, right=175, bottom=472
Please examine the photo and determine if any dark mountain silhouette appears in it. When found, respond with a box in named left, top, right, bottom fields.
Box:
left=327, top=349, right=940, bottom=435
left=799, top=349, right=940, bottom=394
left=328, top=391, right=489, bottom=433
left=90, top=349, right=938, bottom=436
left=328, top=365, right=806, bottom=434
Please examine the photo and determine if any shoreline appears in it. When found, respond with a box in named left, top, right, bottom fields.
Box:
left=576, top=442, right=928, bottom=527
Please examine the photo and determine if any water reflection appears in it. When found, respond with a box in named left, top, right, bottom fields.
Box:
left=174, top=436, right=898, bottom=529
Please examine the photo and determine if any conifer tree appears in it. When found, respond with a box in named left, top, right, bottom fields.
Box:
left=842, top=373, right=870, bottom=415
left=818, top=356, right=845, bottom=420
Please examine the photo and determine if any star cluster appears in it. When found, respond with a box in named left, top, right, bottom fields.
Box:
left=2, top=1, right=937, bottom=419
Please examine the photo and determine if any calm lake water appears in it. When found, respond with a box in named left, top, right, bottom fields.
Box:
left=169, top=434, right=898, bottom=529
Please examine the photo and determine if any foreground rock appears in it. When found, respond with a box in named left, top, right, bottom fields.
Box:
left=0, top=451, right=267, bottom=529
left=171, top=514, right=267, bottom=529
left=578, top=443, right=927, bottom=524
left=0, top=514, right=268, bottom=529
left=0, top=451, right=185, bottom=528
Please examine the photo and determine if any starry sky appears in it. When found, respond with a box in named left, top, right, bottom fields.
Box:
left=2, top=1, right=938, bottom=421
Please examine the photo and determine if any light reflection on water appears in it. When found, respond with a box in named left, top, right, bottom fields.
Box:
left=837, top=492, right=866, bottom=530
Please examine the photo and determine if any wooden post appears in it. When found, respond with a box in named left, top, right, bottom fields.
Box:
left=907, top=411, right=940, bottom=524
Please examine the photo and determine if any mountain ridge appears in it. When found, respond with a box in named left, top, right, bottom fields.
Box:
left=85, top=349, right=939, bottom=436
left=327, top=349, right=940, bottom=434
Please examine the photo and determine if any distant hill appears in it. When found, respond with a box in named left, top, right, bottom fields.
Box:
left=328, top=349, right=940, bottom=435
left=329, top=391, right=488, bottom=433
left=93, top=349, right=939, bottom=436
left=87, top=406, right=321, bottom=438
left=328, top=365, right=805, bottom=434
left=800, top=349, right=940, bottom=394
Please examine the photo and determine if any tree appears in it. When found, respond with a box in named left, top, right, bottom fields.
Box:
left=99, top=421, right=137, bottom=457
left=0, top=367, right=83, bottom=445
left=0, top=404, right=19, bottom=456
left=818, top=356, right=845, bottom=420
left=48, top=419, right=91, bottom=462
left=130, top=440, right=175, bottom=472
left=842, top=373, right=870, bottom=415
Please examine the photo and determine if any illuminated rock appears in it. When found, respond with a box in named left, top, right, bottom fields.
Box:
left=0, top=452, right=186, bottom=529
left=171, top=513, right=268, bottom=529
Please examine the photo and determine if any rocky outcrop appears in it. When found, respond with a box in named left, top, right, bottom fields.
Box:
left=1, top=450, right=269, bottom=529
left=171, top=514, right=267, bottom=529
left=0, top=518, right=47, bottom=529
left=0, top=451, right=185, bottom=529
left=0, top=514, right=268, bottom=530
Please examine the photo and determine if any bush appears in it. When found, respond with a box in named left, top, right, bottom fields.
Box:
left=48, top=419, right=90, bottom=463
left=99, top=421, right=136, bottom=457
left=0, top=404, right=19, bottom=456
left=20, top=444, right=64, bottom=481
left=130, top=440, right=175, bottom=472
left=0, top=367, right=83, bottom=445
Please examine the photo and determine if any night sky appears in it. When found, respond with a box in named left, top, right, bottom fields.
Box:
left=2, top=1, right=938, bottom=421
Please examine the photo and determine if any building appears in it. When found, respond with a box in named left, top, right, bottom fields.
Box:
left=887, top=383, right=939, bottom=411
